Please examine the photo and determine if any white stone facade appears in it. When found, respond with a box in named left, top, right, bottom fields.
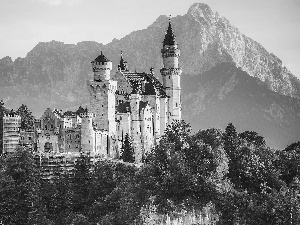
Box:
left=2, top=22, right=182, bottom=163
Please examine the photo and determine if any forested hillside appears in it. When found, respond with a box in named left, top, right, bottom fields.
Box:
left=1, top=120, right=300, bottom=224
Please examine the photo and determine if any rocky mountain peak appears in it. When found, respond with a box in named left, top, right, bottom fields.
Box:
left=187, top=3, right=219, bottom=24
left=0, top=56, right=14, bottom=65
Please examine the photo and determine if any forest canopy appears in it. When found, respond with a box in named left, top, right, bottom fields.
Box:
left=0, top=110, right=300, bottom=224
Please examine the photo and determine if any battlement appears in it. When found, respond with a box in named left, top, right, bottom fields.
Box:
left=160, top=68, right=182, bottom=76
left=3, top=114, right=21, bottom=119
left=81, top=113, right=95, bottom=118
left=92, top=61, right=112, bottom=69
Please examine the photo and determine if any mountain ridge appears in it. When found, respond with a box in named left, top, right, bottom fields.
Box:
left=0, top=3, right=299, bottom=149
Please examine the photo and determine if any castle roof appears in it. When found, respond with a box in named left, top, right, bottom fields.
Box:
left=139, top=101, right=149, bottom=112
left=163, top=21, right=176, bottom=46
left=64, top=111, right=76, bottom=117
left=93, top=51, right=111, bottom=63
left=122, top=71, right=167, bottom=97
left=118, top=51, right=128, bottom=71
left=76, top=106, right=88, bottom=116
left=116, top=102, right=131, bottom=113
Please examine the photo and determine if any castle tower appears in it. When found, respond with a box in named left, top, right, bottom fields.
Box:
left=80, top=113, right=95, bottom=153
left=160, top=21, right=182, bottom=124
left=130, top=90, right=143, bottom=163
left=2, top=114, right=21, bottom=154
left=118, top=51, right=129, bottom=72
left=87, top=52, right=117, bottom=136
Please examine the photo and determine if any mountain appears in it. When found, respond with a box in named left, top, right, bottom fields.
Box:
left=0, top=3, right=299, bottom=148
left=181, top=62, right=300, bottom=149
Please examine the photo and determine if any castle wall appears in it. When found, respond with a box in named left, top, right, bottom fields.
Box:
left=87, top=80, right=117, bottom=135
left=2, top=114, right=21, bottom=154
left=142, top=94, right=161, bottom=142
left=160, top=97, right=168, bottom=136
left=140, top=105, right=155, bottom=155
left=64, top=128, right=81, bottom=153
left=20, top=129, right=35, bottom=149
left=37, top=133, right=59, bottom=153
left=116, top=112, right=131, bottom=141
left=80, top=114, right=95, bottom=153
left=95, top=131, right=108, bottom=156
left=130, top=94, right=143, bottom=162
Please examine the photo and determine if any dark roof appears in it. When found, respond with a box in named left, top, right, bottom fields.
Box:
left=53, top=108, right=63, bottom=117
left=93, top=51, right=110, bottom=63
left=122, top=72, right=167, bottom=97
left=139, top=101, right=149, bottom=112
left=64, top=111, right=76, bottom=117
left=76, top=106, right=88, bottom=115
left=163, top=22, right=176, bottom=46
left=118, top=52, right=128, bottom=71
left=116, top=102, right=131, bottom=113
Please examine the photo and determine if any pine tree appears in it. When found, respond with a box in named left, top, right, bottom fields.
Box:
left=16, top=104, right=35, bottom=131
left=223, top=123, right=238, bottom=157
left=120, top=134, right=135, bottom=163
left=70, top=153, right=92, bottom=214
left=0, top=146, right=46, bottom=224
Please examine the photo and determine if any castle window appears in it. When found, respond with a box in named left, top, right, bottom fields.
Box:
left=176, top=103, right=178, bottom=107
left=169, top=76, right=170, bottom=79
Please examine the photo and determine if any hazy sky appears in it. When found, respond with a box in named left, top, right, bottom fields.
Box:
left=0, top=0, right=299, bottom=78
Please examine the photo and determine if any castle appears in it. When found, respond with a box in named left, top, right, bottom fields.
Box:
left=2, top=21, right=182, bottom=163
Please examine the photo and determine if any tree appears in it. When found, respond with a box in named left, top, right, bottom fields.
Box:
left=70, top=153, right=92, bottom=214
left=195, top=128, right=224, bottom=149
left=120, top=133, right=135, bottom=163
left=0, top=146, right=47, bottom=224
left=223, top=123, right=238, bottom=157
left=16, top=104, right=35, bottom=131
left=239, top=131, right=266, bottom=148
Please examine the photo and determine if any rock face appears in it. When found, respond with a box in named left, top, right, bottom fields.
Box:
left=183, top=3, right=300, bottom=98
left=0, top=3, right=299, bottom=148
left=181, top=62, right=300, bottom=149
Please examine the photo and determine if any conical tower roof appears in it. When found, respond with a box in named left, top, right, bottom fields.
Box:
left=163, top=21, right=176, bottom=46
left=93, top=51, right=111, bottom=63
left=118, top=51, right=128, bottom=71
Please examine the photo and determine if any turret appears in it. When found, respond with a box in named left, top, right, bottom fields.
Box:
left=161, top=21, right=181, bottom=70
left=160, top=20, right=182, bottom=124
left=130, top=91, right=142, bottom=162
left=118, top=51, right=128, bottom=72
left=80, top=113, right=95, bottom=153
left=91, top=51, right=112, bottom=81
left=88, top=52, right=117, bottom=133
left=2, top=114, right=21, bottom=154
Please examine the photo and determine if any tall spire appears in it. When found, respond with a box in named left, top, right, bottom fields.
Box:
left=163, top=18, right=176, bottom=46
left=118, top=50, right=128, bottom=71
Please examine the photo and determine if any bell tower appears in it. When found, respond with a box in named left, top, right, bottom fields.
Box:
left=160, top=20, right=182, bottom=124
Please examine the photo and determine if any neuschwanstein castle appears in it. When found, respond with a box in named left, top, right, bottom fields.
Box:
left=2, top=21, right=182, bottom=162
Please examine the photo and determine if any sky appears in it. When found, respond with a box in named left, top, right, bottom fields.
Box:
left=0, top=0, right=299, bottom=78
